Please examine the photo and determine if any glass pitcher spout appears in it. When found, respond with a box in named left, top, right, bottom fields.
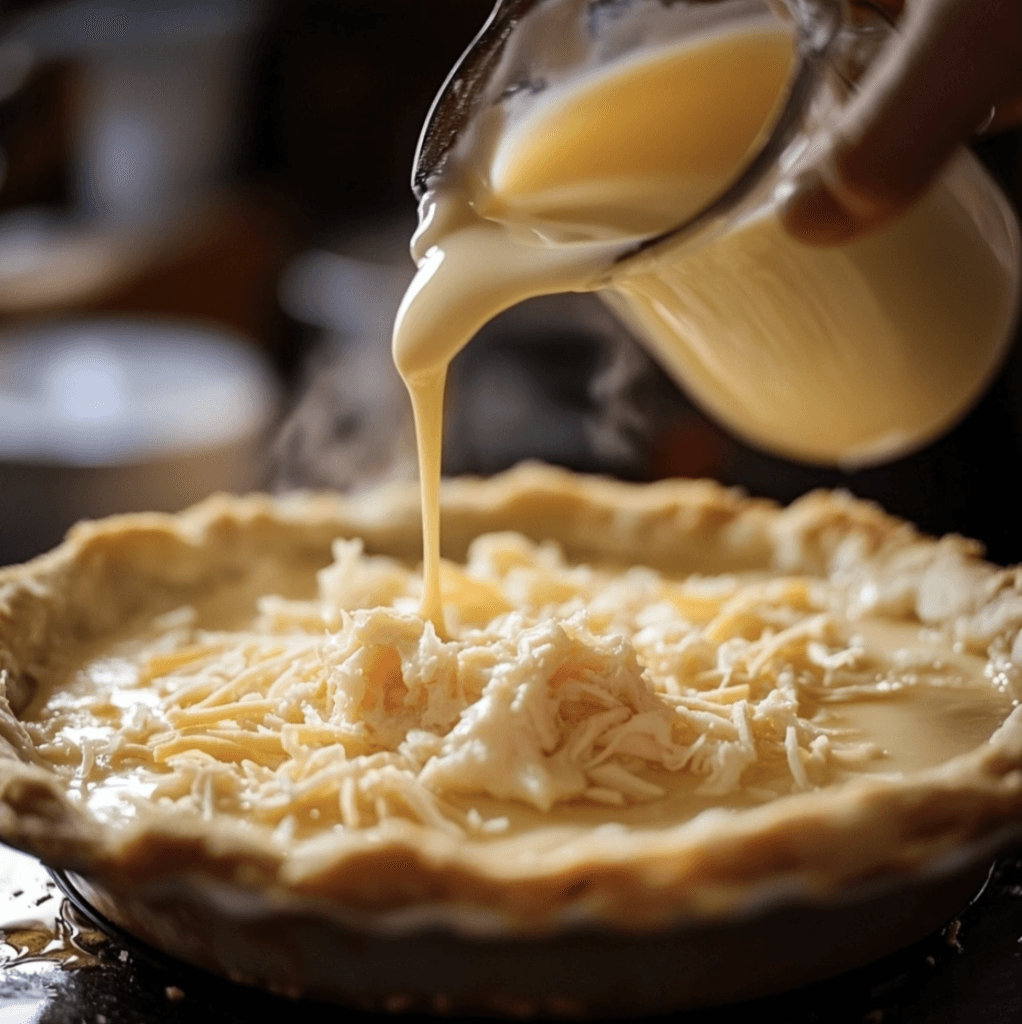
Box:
left=413, top=0, right=545, bottom=199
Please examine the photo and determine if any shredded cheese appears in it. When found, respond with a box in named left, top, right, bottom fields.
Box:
left=29, top=531, right=982, bottom=844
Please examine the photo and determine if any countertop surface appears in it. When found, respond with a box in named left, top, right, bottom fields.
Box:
left=1, top=844, right=1021, bottom=1024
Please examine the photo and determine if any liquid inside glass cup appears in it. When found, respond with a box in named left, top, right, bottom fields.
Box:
left=405, top=0, right=1021, bottom=469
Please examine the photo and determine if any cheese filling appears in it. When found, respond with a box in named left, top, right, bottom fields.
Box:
left=26, top=532, right=1012, bottom=850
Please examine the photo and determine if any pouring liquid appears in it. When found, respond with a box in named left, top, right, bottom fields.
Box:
left=392, top=22, right=1016, bottom=633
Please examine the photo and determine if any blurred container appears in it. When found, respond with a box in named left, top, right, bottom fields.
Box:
left=0, top=317, right=278, bottom=565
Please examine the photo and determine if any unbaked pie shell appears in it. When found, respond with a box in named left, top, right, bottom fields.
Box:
left=2, top=464, right=1022, bottom=1009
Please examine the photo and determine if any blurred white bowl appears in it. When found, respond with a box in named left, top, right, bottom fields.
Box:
left=0, top=317, right=279, bottom=564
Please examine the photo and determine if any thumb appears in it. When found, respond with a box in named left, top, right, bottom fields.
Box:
left=784, top=0, right=1022, bottom=246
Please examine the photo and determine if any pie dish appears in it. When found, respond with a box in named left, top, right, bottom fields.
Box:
left=1, top=463, right=1022, bottom=1013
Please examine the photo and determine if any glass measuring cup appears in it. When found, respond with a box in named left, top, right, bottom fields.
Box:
left=413, top=0, right=1021, bottom=468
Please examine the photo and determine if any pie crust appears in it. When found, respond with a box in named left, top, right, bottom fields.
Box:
left=2, top=464, right=1022, bottom=1008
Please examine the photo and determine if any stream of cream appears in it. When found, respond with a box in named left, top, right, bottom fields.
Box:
left=393, top=25, right=795, bottom=633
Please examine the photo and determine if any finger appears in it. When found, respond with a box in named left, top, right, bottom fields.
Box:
left=786, top=0, right=1022, bottom=245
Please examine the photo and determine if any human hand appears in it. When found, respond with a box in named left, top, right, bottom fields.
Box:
left=784, top=0, right=1022, bottom=245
